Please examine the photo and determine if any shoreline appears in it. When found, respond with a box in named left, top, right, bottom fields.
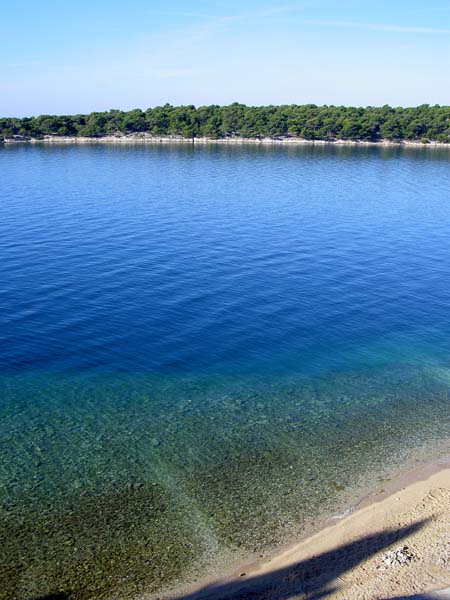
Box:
left=160, top=454, right=450, bottom=600
left=2, top=134, right=450, bottom=147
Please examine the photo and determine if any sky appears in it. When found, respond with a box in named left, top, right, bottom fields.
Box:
left=2, top=0, right=450, bottom=116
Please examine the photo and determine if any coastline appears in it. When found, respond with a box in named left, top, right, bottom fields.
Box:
left=160, top=455, right=450, bottom=600
left=2, top=134, right=450, bottom=147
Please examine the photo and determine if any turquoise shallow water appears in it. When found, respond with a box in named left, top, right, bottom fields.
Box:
left=1, top=143, right=450, bottom=599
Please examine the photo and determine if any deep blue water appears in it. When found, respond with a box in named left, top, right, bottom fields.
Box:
left=1, top=143, right=450, bottom=600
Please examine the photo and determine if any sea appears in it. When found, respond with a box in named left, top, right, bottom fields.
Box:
left=1, top=142, right=450, bottom=599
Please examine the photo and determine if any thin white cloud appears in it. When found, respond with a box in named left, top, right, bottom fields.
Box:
left=304, top=19, right=450, bottom=34
left=152, top=3, right=306, bottom=22
left=233, top=3, right=307, bottom=19
left=150, top=11, right=219, bottom=19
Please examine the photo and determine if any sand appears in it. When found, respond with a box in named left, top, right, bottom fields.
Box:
left=162, top=458, right=450, bottom=600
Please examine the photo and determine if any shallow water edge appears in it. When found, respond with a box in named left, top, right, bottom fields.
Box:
left=164, top=455, right=450, bottom=600
left=2, top=365, right=450, bottom=600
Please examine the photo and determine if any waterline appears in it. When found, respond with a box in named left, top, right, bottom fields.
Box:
left=2, top=365, right=450, bottom=599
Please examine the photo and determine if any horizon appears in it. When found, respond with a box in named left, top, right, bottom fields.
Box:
left=2, top=0, right=450, bottom=117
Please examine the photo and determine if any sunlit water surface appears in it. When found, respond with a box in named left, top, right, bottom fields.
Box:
left=1, top=143, right=450, bottom=600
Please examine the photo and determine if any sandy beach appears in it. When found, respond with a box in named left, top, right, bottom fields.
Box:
left=161, top=458, right=450, bottom=600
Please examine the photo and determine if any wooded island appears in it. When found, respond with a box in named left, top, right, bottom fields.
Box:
left=1, top=103, right=449, bottom=143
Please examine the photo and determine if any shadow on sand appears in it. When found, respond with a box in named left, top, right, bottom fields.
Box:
left=28, top=520, right=428, bottom=600
left=384, top=592, right=450, bottom=600
left=171, top=520, right=428, bottom=600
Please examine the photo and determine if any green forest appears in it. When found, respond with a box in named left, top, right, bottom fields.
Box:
left=1, top=103, right=449, bottom=142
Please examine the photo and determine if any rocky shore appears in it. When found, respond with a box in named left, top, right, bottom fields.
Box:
left=1, top=133, right=450, bottom=147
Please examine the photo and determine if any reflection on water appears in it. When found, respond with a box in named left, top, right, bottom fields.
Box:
left=0, top=144, right=450, bottom=598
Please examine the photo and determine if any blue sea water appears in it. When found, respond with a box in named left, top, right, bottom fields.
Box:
left=1, top=143, right=450, bottom=599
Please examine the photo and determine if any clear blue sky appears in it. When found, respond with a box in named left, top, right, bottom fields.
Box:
left=2, top=0, right=450, bottom=116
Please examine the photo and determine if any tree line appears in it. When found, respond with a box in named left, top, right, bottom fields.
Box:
left=1, top=103, right=449, bottom=142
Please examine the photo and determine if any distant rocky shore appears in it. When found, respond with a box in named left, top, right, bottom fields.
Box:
left=1, top=133, right=449, bottom=147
